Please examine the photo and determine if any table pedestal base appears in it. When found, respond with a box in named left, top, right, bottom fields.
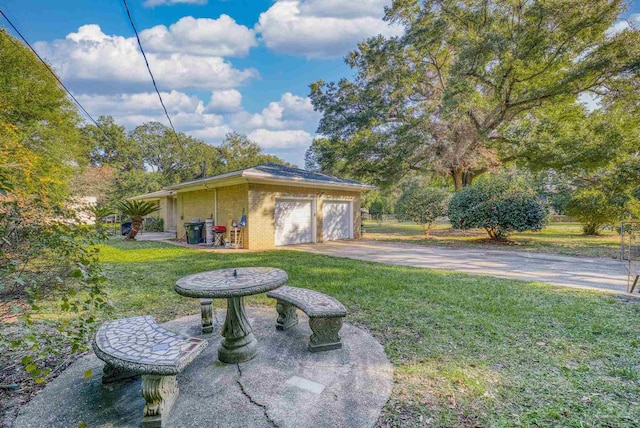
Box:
left=218, top=296, right=257, bottom=363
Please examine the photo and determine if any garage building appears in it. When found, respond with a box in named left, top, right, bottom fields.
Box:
left=131, top=163, right=374, bottom=250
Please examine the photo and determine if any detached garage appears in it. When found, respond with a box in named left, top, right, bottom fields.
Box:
left=132, top=163, right=373, bottom=250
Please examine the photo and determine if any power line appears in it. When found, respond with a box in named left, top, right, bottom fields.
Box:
left=121, top=0, right=181, bottom=144
left=0, top=9, right=114, bottom=143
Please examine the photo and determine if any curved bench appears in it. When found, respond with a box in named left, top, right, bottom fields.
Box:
left=93, top=316, right=207, bottom=428
left=266, top=286, right=347, bottom=352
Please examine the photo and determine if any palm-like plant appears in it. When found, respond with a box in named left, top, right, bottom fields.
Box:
left=117, top=200, right=159, bottom=241
left=91, top=205, right=114, bottom=234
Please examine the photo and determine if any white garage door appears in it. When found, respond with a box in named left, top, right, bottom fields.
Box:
left=323, top=201, right=352, bottom=241
left=275, top=199, right=314, bottom=246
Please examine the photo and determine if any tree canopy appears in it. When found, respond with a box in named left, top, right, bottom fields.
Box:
left=308, top=0, right=640, bottom=190
left=1, top=29, right=82, bottom=202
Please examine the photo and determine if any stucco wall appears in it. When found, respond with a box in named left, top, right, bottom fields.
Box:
left=248, top=183, right=361, bottom=250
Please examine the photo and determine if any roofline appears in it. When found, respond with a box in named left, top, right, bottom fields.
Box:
left=244, top=172, right=376, bottom=191
left=165, top=168, right=376, bottom=192
left=128, top=190, right=176, bottom=200
left=165, top=169, right=245, bottom=190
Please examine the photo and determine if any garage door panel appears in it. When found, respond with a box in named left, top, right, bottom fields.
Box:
left=323, top=201, right=352, bottom=241
left=275, top=200, right=313, bottom=246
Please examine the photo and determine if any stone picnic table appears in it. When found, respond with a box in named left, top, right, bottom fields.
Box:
left=175, top=267, right=288, bottom=363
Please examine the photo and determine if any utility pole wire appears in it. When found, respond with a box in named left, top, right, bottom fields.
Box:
left=0, top=10, right=114, bottom=143
left=121, top=0, right=182, bottom=145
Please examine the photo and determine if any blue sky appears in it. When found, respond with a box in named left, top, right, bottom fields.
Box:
left=1, top=0, right=638, bottom=166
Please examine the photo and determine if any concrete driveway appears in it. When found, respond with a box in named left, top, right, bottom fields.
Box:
left=289, top=240, right=632, bottom=295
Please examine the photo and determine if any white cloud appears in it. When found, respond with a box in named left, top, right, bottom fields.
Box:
left=607, top=13, right=640, bottom=36
left=35, top=24, right=258, bottom=91
left=143, top=0, right=207, bottom=7
left=140, top=16, right=257, bottom=57
left=247, top=129, right=314, bottom=148
left=76, top=91, right=224, bottom=130
left=298, top=0, right=389, bottom=19
left=255, top=0, right=403, bottom=58
left=229, top=92, right=320, bottom=131
left=207, top=89, right=243, bottom=113
left=188, top=125, right=233, bottom=140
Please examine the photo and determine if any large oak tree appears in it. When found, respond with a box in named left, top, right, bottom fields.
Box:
left=308, top=0, right=639, bottom=189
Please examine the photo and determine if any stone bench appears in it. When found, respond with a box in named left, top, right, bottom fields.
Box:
left=92, top=316, right=207, bottom=428
left=266, top=286, right=347, bottom=352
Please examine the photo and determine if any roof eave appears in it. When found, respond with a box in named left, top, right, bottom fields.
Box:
left=245, top=174, right=376, bottom=191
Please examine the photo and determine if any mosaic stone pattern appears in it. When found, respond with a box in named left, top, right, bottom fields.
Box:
left=267, top=286, right=347, bottom=317
left=175, top=267, right=288, bottom=298
left=93, top=316, right=207, bottom=376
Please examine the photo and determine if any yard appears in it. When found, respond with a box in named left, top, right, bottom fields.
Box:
left=363, top=220, right=622, bottom=259
left=4, top=239, right=639, bottom=427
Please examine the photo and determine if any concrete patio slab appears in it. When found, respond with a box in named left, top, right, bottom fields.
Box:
left=14, top=309, right=392, bottom=428
left=290, top=240, right=631, bottom=294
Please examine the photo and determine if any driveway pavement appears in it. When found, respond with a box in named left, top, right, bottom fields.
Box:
left=290, top=240, right=631, bottom=295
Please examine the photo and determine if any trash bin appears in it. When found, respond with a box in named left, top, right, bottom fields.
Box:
left=121, top=221, right=132, bottom=236
left=184, top=222, right=205, bottom=244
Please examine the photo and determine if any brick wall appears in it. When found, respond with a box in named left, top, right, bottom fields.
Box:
left=248, top=183, right=361, bottom=250
left=216, top=184, right=249, bottom=247
left=176, top=189, right=216, bottom=239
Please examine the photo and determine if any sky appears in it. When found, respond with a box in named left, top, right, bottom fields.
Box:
left=0, top=0, right=638, bottom=167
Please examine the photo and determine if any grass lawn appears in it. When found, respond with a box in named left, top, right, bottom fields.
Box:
left=76, top=239, right=640, bottom=427
left=363, top=221, right=622, bottom=259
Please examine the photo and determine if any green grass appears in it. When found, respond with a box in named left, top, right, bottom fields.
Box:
left=364, top=221, right=622, bottom=258
left=92, top=240, right=640, bottom=427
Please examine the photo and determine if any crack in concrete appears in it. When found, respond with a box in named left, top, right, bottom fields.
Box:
left=236, top=364, right=279, bottom=428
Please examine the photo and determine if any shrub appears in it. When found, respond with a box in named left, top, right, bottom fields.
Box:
left=448, top=176, right=548, bottom=240
left=565, top=189, right=624, bottom=235
left=144, top=216, right=164, bottom=232
left=395, top=186, right=450, bottom=236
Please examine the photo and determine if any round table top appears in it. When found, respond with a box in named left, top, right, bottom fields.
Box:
left=175, top=267, right=288, bottom=299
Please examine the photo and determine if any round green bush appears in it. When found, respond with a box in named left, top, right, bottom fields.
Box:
left=395, top=186, right=450, bottom=235
left=565, top=189, right=624, bottom=235
left=448, top=176, right=548, bottom=239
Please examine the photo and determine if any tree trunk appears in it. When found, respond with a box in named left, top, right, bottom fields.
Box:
left=452, top=169, right=464, bottom=191
left=125, top=216, right=144, bottom=241
left=462, top=171, right=474, bottom=187
left=583, top=223, right=600, bottom=236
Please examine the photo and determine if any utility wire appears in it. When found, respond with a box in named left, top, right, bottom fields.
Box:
left=0, top=9, right=114, bottom=143
left=121, top=0, right=181, bottom=144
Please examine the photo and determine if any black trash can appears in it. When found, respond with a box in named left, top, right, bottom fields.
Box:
left=121, top=221, right=132, bottom=236
left=184, top=222, right=205, bottom=244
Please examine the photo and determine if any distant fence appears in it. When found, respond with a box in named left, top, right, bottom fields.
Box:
left=621, top=222, right=640, bottom=293
left=363, top=213, right=398, bottom=222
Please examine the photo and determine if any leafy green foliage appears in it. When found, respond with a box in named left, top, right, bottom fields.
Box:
left=0, top=31, right=109, bottom=388
left=218, top=132, right=291, bottom=170
left=1, top=29, right=82, bottom=203
left=565, top=189, right=625, bottom=235
left=0, top=199, right=109, bottom=385
left=395, top=186, right=450, bottom=235
left=448, top=176, right=548, bottom=239
left=308, top=0, right=639, bottom=189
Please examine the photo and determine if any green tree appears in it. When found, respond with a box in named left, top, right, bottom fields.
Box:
left=81, top=116, right=142, bottom=172
left=395, top=185, right=450, bottom=236
left=1, top=29, right=82, bottom=202
left=219, top=132, right=290, bottom=170
left=448, top=175, right=548, bottom=239
left=565, top=188, right=625, bottom=235
left=1, top=30, right=108, bottom=387
left=309, top=0, right=639, bottom=190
